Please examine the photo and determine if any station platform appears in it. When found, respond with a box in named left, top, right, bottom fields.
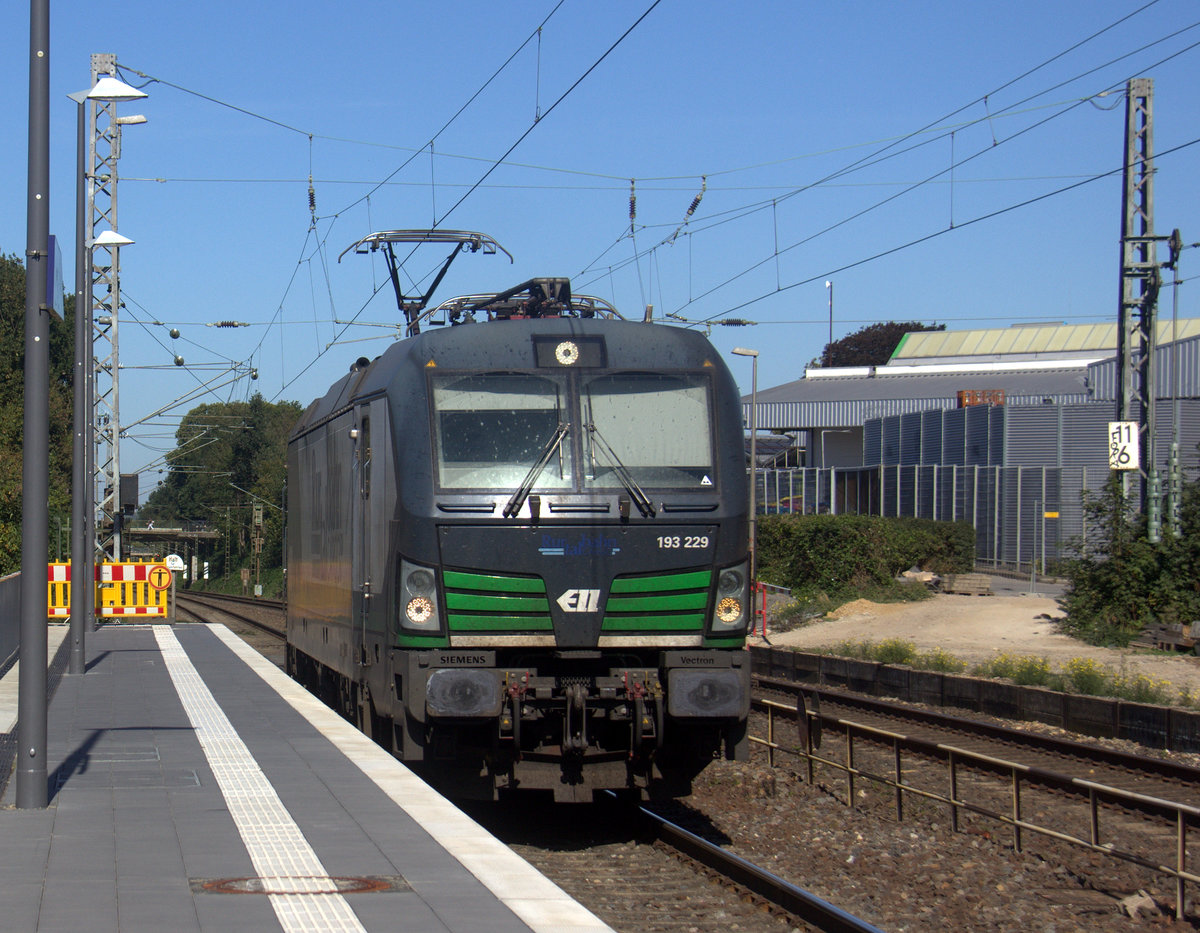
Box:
left=0, top=623, right=612, bottom=932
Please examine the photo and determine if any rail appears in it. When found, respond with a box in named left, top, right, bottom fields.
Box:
left=752, top=697, right=1200, bottom=920
left=631, top=794, right=886, bottom=933
left=175, top=592, right=285, bottom=641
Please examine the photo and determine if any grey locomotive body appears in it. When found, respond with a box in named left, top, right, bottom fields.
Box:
left=287, top=309, right=752, bottom=801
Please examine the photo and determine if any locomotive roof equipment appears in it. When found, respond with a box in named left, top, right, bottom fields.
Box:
left=337, top=229, right=513, bottom=336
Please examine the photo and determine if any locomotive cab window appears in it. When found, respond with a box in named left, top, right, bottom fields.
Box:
left=583, top=373, right=714, bottom=488
left=432, top=373, right=572, bottom=489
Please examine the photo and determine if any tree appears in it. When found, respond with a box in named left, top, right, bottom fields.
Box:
left=0, top=252, right=75, bottom=574
left=141, top=394, right=302, bottom=578
left=818, top=321, right=945, bottom=368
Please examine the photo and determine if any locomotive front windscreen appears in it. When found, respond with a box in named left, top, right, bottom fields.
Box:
left=433, top=373, right=572, bottom=489
left=431, top=370, right=715, bottom=491
left=582, top=374, right=714, bottom=487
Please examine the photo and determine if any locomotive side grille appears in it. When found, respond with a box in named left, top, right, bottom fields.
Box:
left=443, top=570, right=553, bottom=631
left=602, top=570, right=711, bottom=632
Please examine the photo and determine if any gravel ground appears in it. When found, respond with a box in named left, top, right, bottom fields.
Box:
left=683, top=586, right=1200, bottom=930
left=680, top=751, right=1194, bottom=931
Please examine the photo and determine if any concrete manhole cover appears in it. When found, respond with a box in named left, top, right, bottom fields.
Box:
left=193, top=875, right=409, bottom=895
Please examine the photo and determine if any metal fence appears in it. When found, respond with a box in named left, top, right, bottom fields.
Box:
left=755, top=465, right=1131, bottom=571
left=0, top=572, right=20, bottom=674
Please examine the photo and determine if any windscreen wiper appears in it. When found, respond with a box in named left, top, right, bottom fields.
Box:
left=587, top=422, right=656, bottom=518
left=503, top=423, right=570, bottom=518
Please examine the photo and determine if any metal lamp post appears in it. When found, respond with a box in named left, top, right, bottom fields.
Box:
left=825, top=280, right=833, bottom=365
left=18, top=0, right=51, bottom=809
left=66, top=62, right=146, bottom=668
left=68, top=88, right=89, bottom=672
left=731, top=347, right=759, bottom=583
left=84, top=57, right=146, bottom=566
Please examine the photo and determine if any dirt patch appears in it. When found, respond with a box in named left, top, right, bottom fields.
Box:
left=755, top=591, right=1200, bottom=695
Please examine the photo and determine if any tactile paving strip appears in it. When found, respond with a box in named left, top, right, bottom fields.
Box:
left=154, top=626, right=368, bottom=932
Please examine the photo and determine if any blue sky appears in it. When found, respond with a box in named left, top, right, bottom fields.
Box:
left=3, top=1, right=1198, bottom=495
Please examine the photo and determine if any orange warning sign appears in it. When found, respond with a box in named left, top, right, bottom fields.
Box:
left=147, top=564, right=173, bottom=590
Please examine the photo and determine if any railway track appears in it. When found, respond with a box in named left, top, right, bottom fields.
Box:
left=176, top=591, right=284, bottom=634
left=178, top=592, right=883, bottom=931
left=751, top=676, right=1200, bottom=919
left=175, top=593, right=1200, bottom=924
left=755, top=676, right=1200, bottom=810
left=468, top=794, right=884, bottom=933
left=174, top=591, right=285, bottom=666
left=634, top=797, right=884, bottom=933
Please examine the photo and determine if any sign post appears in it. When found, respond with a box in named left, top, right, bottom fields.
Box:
left=165, top=554, right=185, bottom=624
left=1108, top=421, right=1140, bottom=471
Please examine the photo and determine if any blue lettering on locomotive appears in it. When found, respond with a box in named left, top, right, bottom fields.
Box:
left=539, top=533, right=619, bottom=557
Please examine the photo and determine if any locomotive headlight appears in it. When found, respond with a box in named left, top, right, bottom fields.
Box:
left=715, top=597, right=742, bottom=623
left=708, top=560, right=749, bottom=635
left=407, top=568, right=435, bottom=592
left=405, top=596, right=434, bottom=625
left=399, top=558, right=442, bottom=633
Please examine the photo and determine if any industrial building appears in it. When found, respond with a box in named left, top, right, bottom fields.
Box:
left=742, top=320, right=1200, bottom=569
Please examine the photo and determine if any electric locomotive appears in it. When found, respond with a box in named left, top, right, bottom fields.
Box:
left=286, top=231, right=751, bottom=801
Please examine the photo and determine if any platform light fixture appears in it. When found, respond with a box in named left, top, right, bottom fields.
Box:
left=86, top=74, right=147, bottom=103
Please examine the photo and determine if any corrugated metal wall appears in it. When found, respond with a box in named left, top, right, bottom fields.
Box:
left=756, top=398, right=1200, bottom=569
left=863, top=420, right=882, bottom=464
left=867, top=401, right=1200, bottom=474
left=1087, top=333, right=1200, bottom=400
left=1004, top=405, right=1061, bottom=466
left=761, top=464, right=1087, bottom=567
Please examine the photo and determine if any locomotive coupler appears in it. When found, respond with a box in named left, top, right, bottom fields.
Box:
left=563, top=683, right=588, bottom=752
left=503, top=673, right=528, bottom=759
left=624, top=672, right=662, bottom=751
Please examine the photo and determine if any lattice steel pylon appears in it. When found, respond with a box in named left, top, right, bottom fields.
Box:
left=1115, top=77, right=1162, bottom=538
left=88, top=53, right=126, bottom=562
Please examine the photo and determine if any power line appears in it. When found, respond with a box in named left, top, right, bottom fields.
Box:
left=326, top=0, right=570, bottom=219
left=431, top=0, right=663, bottom=230
left=690, top=136, right=1200, bottom=325
left=578, top=28, right=1200, bottom=321
left=577, top=22, right=1200, bottom=293
left=266, top=0, right=666, bottom=402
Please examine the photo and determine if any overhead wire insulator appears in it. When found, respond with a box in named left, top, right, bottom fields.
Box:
left=687, top=176, right=707, bottom=217
left=308, top=174, right=316, bottom=223
left=629, top=179, right=636, bottom=223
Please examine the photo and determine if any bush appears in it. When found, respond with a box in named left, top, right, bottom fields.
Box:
left=972, top=653, right=1054, bottom=687
left=1112, top=672, right=1173, bottom=705
left=756, top=513, right=974, bottom=602
left=873, top=638, right=917, bottom=665
left=804, top=641, right=1191, bottom=708
left=1061, top=657, right=1110, bottom=696
left=1060, top=470, right=1200, bottom=646
left=915, top=647, right=967, bottom=673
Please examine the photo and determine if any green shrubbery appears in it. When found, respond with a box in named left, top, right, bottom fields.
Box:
left=1059, top=472, right=1200, bottom=646
left=808, top=641, right=1179, bottom=706
left=756, top=513, right=974, bottom=603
